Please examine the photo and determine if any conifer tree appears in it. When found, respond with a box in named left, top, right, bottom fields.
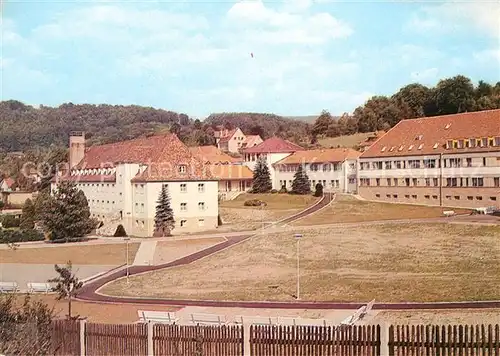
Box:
left=42, top=181, right=97, bottom=242
left=291, top=165, right=311, bottom=195
left=20, top=198, right=36, bottom=230
left=154, top=185, right=175, bottom=237
left=49, top=261, right=83, bottom=320
left=251, top=156, right=272, bottom=193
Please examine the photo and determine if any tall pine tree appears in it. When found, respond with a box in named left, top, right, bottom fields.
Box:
left=291, top=165, right=311, bottom=195
left=42, top=181, right=97, bottom=242
left=20, top=198, right=36, bottom=230
left=154, top=185, right=175, bottom=237
left=251, top=156, right=272, bottom=193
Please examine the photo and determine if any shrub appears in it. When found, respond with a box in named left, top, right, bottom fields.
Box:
left=270, top=189, right=278, bottom=194
left=314, top=183, right=324, bottom=197
left=279, top=186, right=288, bottom=194
left=113, top=224, right=127, bottom=237
left=0, top=229, right=44, bottom=244
left=244, top=199, right=264, bottom=207
left=1, top=215, right=20, bottom=228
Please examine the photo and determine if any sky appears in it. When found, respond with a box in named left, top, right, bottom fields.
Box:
left=1, top=0, right=499, bottom=118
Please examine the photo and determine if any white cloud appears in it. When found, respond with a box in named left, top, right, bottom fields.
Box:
left=407, top=1, right=500, bottom=38
left=410, top=67, right=439, bottom=83
left=227, top=0, right=352, bottom=44
left=473, top=49, right=500, bottom=63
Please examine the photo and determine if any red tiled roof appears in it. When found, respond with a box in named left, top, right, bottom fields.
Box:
left=73, top=134, right=213, bottom=181
left=241, top=135, right=262, bottom=149
left=218, top=129, right=238, bottom=143
left=1, top=177, right=15, bottom=188
left=208, top=164, right=253, bottom=180
left=361, top=110, right=500, bottom=158
left=189, top=146, right=241, bottom=164
left=243, top=136, right=303, bottom=154
left=274, top=148, right=360, bottom=165
left=54, top=174, right=116, bottom=183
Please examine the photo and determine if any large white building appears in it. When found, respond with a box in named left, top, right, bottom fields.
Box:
left=52, top=132, right=219, bottom=237
left=274, top=148, right=360, bottom=193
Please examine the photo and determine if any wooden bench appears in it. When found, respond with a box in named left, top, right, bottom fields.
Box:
left=190, top=313, right=227, bottom=325
left=340, top=306, right=366, bottom=326
left=137, top=311, right=179, bottom=324
left=235, top=315, right=278, bottom=325
left=27, top=282, right=52, bottom=294
left=278, top=317, right=328, bottom=327
left=0, top=282, right=19, bottom=293
left=443, top=210, right=456, bottom=217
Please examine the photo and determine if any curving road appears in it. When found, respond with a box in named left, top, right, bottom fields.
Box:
left=77, top=192, right=500, bottom=310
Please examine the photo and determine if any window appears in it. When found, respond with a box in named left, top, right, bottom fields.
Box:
left=405, top=194, right=410, bottom=199
left=412, top=195, right=417, bottom=199
left=412, top=178, right=418, bottom=186
left=454, top=196, right=460, bottom=200
left=476, top=196, right=483, bottom=201
left=449, top=158, right=461, bottom=168
left=424, top=195, right=430, bottom=199
left=466, top=158, right=472, bottom=167
left=372, top=162, right=383, bottom=170
left=360, top=162, right=370, bottom=170
left=405, top=178, right=410, bottom=187
left=376, top=178, right=380, bottom=186
left=348, top=178, right=356, bottom=184
left=141, top=203, right=144, bottom=213
left=432, top=195, right=438, bottom=200
left=445, top=195, right=451, bottom=200
left=198, top=183, right=205, bottom=193
left=395, top=161, right=402, bottom=169
left=198, top=202, right=205, bottom=211
left=135, top=203, right=139, bottom=213
left=386, top=194, right=391, bottom=198
left=178, top=165, right=187, bottom=174
left=394, top=178, right=398, bottom=186
left=360, top=178, right=370, bottom=186
left=495, top=178, right=500, bottom=187
left=425, top=178, right=431, bottom=187
left=472, top=178, right=484, bottom=187
left=375, top=194, right=380, bottom=198
left=393, top=194, right=398, bottom=198
left=180, top=184, right=187, bottom=192
left=467, top=196, right=473, bottom=200
left=446, top=178, right=458, bottom=187
left=384, top=161, right=392, bottom=169
left=423, top=159, right=436, bottom=168
left=483, top=157, right=487, bottom=167
left=198, top=219, right=205, bottom=226
left=180, top=203, right=187, bottom=211
left=491, top=197, right=497, bottom=201
left=387, top=178, right=392, bottom=186
left=323, top=164, right=331, bottom=171
left=408, top=160, right=421, bottom=169
left=180, top=220, right=187, bottom=227
left=310, top=164, right=319, bottom=172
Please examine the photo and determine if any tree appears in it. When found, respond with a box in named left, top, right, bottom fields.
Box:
left=312, top=110, right=333, bottom=137
left=19, top=198, right=36, bottom=230
left=193, top=119, right=202, bottom=129
left=41, top=181, right=97, bottom=242
left=475, top=80, right=493, bottom=99
left=392, top=83, right=432, bottom=119
left=251, top=156, right=272, bottom=193
left=49, top=261, right=83, bottom=320
left=291, top=165, right=311, bottom=195
left=0, top=200, right=4, bottom=211
left=154, top=185, right=175, bottom=237
left=314, top=183, right=323, bottom=197
left=250, top=124, right=265, bottom=138
left=475, top=96, right=498, bottom=111
left=354, top=96, right=401, bottom=132
left=432, top=75, right=476, bottom=115
left=113, top=224, right=127, bottom=237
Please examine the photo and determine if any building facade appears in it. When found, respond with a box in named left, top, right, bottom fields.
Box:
left=214, top=127, right=263, bottom=153
left=52, top=133, right=219, bottom=237
left=243, top=137, right=303, bottom=190
left=358, top=110, right=500, bottom=208
left=274, top=148, right=360, bottom=193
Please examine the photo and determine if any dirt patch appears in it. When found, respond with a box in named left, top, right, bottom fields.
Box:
left=219, top=207, right=301, bottom=231
left=295, top=194, right=472, bottom=226
left=373, top=309, right=500, bottom=324
left=154, top=237, right=226, bottom=265
left=101, top=223, right=500, bottom=303
left=220, top=193, right=319, bottom=210
left=0, top=243, right=139, bottom=265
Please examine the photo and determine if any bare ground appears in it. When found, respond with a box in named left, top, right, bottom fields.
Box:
left=294, top=194, right=472, bottom=226
left=0, top=243, right=139, bottom=265
left=154, top=237, right=226, bottom=265
left=101, top=223, right=500, bottom=303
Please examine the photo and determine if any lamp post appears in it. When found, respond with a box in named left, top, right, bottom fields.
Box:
left=124, top=236, right=131, bottom=284
left=294, top=233, right=303, bottom=300
left=260, top=202, right=267, bottom=234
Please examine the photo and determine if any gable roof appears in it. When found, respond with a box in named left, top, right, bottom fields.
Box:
left=241, top=135, right=262, bottom=149
left=73, top=134, right=213, bottom=181
left=275, top=148, right=360, bottom=165
left=244, top=136, right=303, bottom=154
left=361, top=109, right=500, bottom=158
left=0, top=177, right=15, bottom=189
left=189, top=146, right=241, bottom=164
left=218, top=129, right=239, bottom=143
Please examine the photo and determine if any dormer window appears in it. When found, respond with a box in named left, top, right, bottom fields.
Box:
left=381, top=146, right=386, bottom=152
left=398, top=145, right=404, bottom=151
left=389, top=146, right=395, bottom=152
left=465, top=140, right=470, bottom=148
left=488, top=137, right=495, bottom=146
left=418, top=144, right=424, bottom=150
left=408, top=145, right=414, bottom=151
left=433, top=143, right=439, bottom=149
left=415, top=135, right=423, bottom=141
left=445, top=123, right=451, bottom=129
left=178, top=165, right=187, bottom=174
left=476, top=138, right=482, bottom=147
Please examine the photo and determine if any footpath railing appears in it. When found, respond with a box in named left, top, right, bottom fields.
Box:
left=44, top=320, right=500, bottom=355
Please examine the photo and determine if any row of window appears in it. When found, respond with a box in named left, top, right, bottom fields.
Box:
left=445, top=137, right=500, bottom=149
left=276, top=163, right=347, bottom=172
left=360, top=157, right=491, bottom=170
left=133, top=219, right=205, bottom=228
left=360, top=177, right=500, bottom=187
left=374, top=193, right=497, bottom=202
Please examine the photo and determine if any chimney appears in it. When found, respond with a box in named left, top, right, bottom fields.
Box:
left=69, top=131, right=85, bottom=169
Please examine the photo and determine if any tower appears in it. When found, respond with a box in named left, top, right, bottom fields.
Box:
left=69, top=131, right=85, bottom=169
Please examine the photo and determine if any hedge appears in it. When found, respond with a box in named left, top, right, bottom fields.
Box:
left=0, top=215, right=20, bottom=228
left=0, top=229, right=44, bottom=244
left=244, top=199, right=264, bottom=207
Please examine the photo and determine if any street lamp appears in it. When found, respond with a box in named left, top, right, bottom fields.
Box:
left=124, top=236, right=131, bottom=284
left=260, top=202, right=267, bottom=234
left=294, top=233, right=303, bottom=300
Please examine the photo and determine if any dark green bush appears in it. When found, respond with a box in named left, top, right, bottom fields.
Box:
left=0, top=229, right=44, bottom=244
left=270, top=189, right=278, bottom=194
left=113, top=224, right=127, bottom=237
left=314, top=183, right=324, bottom=197
left=1, top=215, right=20, bottom=228
left=244, top=199, right=264, bottom=207
left=279, top=186, right=288, bottom=194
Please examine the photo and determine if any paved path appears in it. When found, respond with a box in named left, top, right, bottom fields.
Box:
left=77, top=193, right=500, bottom=310
left=132, top=240, right=157, bottom=266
